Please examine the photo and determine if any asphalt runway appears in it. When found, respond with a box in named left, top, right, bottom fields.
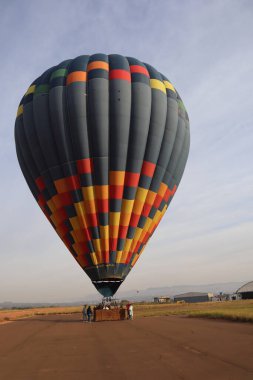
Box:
left=0, top=314, right=253, bottom=380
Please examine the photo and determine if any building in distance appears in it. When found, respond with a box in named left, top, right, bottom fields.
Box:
left=154, top=296, right=171, bottom=304
left=236, top=281, right=253, bottom=299
left=173, top=292, right=213, bottom=303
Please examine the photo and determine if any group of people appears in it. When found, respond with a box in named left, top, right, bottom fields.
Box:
left=82, top=305, right=93, bottom=322
left=82, top=303, right=134, bottom=322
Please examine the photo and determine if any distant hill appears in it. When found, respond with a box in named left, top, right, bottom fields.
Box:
left=116, top=281, right=248, bottom=301
left=0, top=281, right=249, bottom=308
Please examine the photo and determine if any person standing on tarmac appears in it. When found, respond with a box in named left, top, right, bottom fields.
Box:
left=129, top=304, right=134, bottom=320
left=82, top=305, right=88, bottom=322
left=87, top=305, right=93, bottom=322
left=126, top=303, right=130, bottom=319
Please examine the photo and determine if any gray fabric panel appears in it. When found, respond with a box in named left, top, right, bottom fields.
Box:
left=125, top=82, right=151, bottom=171
left=109, top=78, right=131, bottom=171
left=142, top=89, right=167, bottom=164
left=87, top=76, right=109, bottom=187
left=87, top=78, right=109, bottom=159
left=66, top=82, right=90, bottom=160
left=68, top=55, right=89, bottom=72
left=23, top=102, right=47, bottom=175
left=165, top=115, right=186, bottom=182
left=149, top=97, right=179, bottom=192
left=49, top=86, right=74, bottom=165
left=109, top=54, right=130, bottom=70
left=173, top=122, right=190, bottom=187
left=138, top=174, right=152, bottom=189
left=156, top=97, right=179, bottom=169
left=80, top=173, right=93, bottom=186
left=22, top=103, right=58, bottom=200
left=15, top=127, right=38, bottom=200
left=33, top=94, right=60, bottom=170
left=15, top=115, right=39, bottom=181
left=92, top=157, right=109, bottom=185
left=109, top=199, right=122, bottom=212
left=98, top=212, right=109, bottom=226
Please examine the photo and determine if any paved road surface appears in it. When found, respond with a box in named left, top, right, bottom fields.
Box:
left=0, top=314, right=253, bottom=380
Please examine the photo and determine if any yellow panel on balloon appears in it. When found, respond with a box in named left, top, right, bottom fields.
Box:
left=132, top=199, right=144, bottom=215
left=82, top=186, right=95, bottom=200
left=109, top=212, right=121, bottom=225
left=109, top=225, right=119, bottom=238
left=143, top=217, right=152, bottom=232
left=145, top=190, right=157, bottom=205
left=90, top=252, right=98, bottom=266
left=133, top=227, right=143, bottom=241
left=116, top=251, right=123, bottom=263
left=47, top=198, right=57, bottom=213
left=121, top=199, right=135, bottom=213
left=69, top=216, right=81, bottom=230
left=100, top=226, right=109, bottom=239
left=109, top=171, right=125, bottom=185
left=158, top=182, right=167, bottom=196
left=135, top=187, right=148, bottom=202
left=95, top=185, right=109, bottom=200
left=120, top=251, right=129, bottom=263
left=124, top=238, right=133, bottom=252
left=131, top=254, right=139, bottom=266
left=120, top=213, right=132, bottom=226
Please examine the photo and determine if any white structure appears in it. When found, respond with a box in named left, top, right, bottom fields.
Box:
left=236, top=281, right=253, bottom=299
left=154, top=296, right=171, bottom=304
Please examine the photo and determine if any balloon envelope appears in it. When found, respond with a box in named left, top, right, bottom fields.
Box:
left=15, top=54, right=190, bottom=297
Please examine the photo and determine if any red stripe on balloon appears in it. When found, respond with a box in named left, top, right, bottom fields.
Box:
left=109, top=69, right=131, bottom=82
left=37, top=193, right=46, bottom=207
left=110, top=238, right=117, bottom=251
left=77, top=158, right=93, bottom=174
left=129, top=213, right=139, bottom=227
left=154, top=194, right=163, bottom=209
left=141, top=161, right=156, bottom=177
left=118, top=225, right=128, bottom=239
left=130, top=65, right=149, bottom=77
left=142, top=203, right=152, bottom=217
left=135, top=241, right=142, bottom=252
left=62, top=236, right=72, bottom=249
left=96, top=199, right=109, bottom=213
left=58, top=192, right=73, bottom=206
left=56, top=222, right=69, bottom=237
left=124, top=172, right=140, bottom=187
left=35, top=176, right=45, bottom=191
left=68, top=176, right=81, bottom=191
left=87, top=213, right=98, bottom=227
left=102, top=250, right=109, bottom=264
left=125, top=252, right=133, bottom=265
left=110, top=185, right=124, bottom=199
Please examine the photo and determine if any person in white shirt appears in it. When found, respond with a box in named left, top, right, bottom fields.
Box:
left=129, top=304, right=133, bottom=320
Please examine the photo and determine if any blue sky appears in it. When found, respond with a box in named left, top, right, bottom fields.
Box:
left=0, top=0, right=252, bottom=302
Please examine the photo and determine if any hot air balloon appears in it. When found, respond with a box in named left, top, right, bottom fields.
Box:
left=15, top=54, right=190, bottom=297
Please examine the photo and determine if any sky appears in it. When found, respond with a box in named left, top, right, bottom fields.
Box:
left=0, top=0, right=252, bottom=302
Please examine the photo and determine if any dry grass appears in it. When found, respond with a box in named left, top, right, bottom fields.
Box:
left=0, top=306, right=82, bottom=323
left=1, top=300, right=253, bottom=324
left=134, top=300, right=253, bottom=322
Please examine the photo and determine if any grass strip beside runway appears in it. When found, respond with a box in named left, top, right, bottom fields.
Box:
left=134, top=300, right=253, bottom=322
left=0, top=300, right=253, bottom=324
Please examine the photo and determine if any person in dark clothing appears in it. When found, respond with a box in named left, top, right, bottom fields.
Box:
left=82, top=305, right=88, bottom=322
left=126, top=303, right=130, bottom=319
left=87, top=306, right=93, bottom=322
